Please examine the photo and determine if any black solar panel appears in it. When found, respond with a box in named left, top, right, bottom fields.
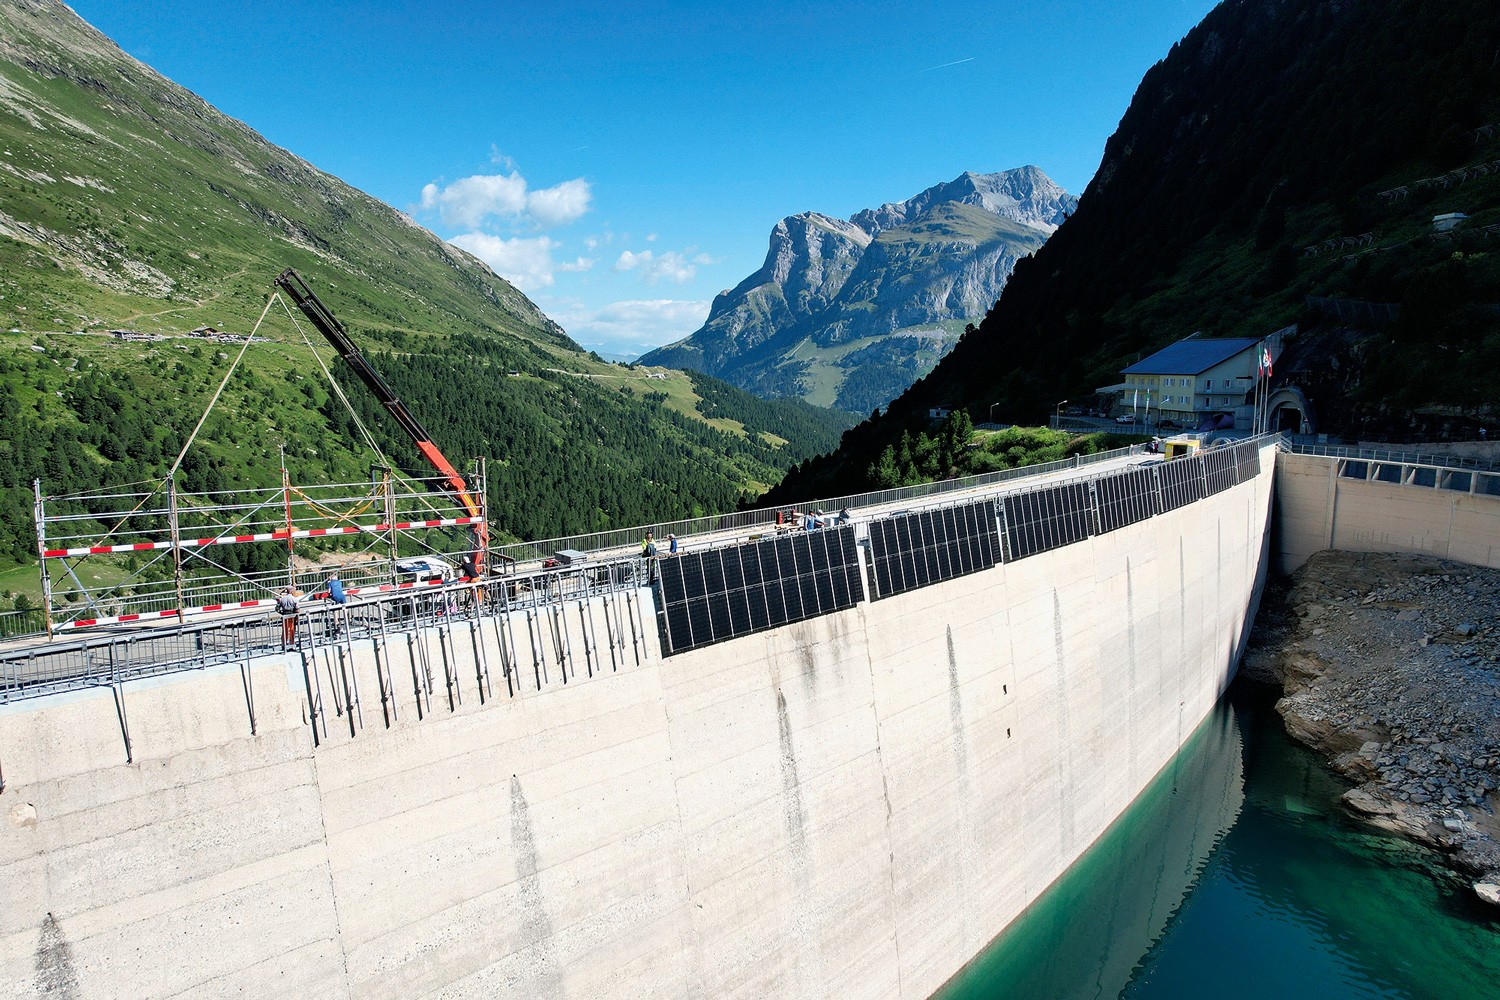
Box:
left=686, top=598, right=711, bottom=643
left=666, top=599, right=694, bottom=650
left=662, top=440, right=1250, bottom=653
left=1095, top=466, right=1159, bottom=534
left=721, top=548, right=745, bottom=592
left=707, top=592, right=732, bottom=639
left=792, top=534, right=815, bottom=576
left=1158, top=455, right=1207, bottom=512
left=658, top=524, right=868, bottom=654
left=700, top=549, right=726, bottom=596
left=746, top=585, right=770, bottom=631
left=764, top=579, right=788, bottom=626
left=829, top=559, right=852, bottom=607
left=806, top=567, right=826, bottom=614
left=1235, top=441, right=1261, bottom=482
left=680, top=552, right=705, bottom=595
left=1000, top=481, right=1094, bottom=561
left=1204, top=447, right=1238, bottom=495
left=727, top=587, right=752, bottom=635
left=867, top=500, right=1001, bottom=599
left=660, top=557, right=687, bottom=606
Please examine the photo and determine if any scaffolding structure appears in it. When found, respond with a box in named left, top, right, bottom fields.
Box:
left=32, top=461, right=489, bottom=635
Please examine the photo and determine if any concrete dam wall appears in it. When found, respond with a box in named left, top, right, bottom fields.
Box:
left=1, top=441, right=1277, bottom=999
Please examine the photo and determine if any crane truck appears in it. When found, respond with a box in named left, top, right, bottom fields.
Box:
left=273, top=268, right=489, bottom=576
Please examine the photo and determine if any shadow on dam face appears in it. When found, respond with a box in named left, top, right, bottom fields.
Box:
left=935, top=697, right=1245, bottom=1000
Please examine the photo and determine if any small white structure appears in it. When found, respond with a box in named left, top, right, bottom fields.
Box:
left=1433, top=212, right=1468, bottom=233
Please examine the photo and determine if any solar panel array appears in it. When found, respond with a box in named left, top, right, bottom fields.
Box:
left=998, top=481, right=1094, bottom=561
left=656, top=439, right=1267, bottom=653
left=866, top=501, right=1000, bottom=600
left=1093, top=466, right=1161, bottom=534
left=657, top=526, right=862, bottom=654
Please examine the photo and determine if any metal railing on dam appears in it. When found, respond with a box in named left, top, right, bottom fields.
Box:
left=1285, top=440, right=1500, bottom=495
left=0, top=558, right=651, bottom=707
left=0, top=439, right=1159, bottom=645
left=2, top=434, right=1281, bottom=706
left=489, top=439, right=1155, bottom=564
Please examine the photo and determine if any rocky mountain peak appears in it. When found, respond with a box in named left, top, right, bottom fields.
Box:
left=640, top=166, right=1073, bottom=413
left=851, top=165, right=1076, bottom=236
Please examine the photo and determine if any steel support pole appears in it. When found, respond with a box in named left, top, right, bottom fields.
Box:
left=168, top=478, right=186, bottom=623
left=33, top=479, right=54, bottom=639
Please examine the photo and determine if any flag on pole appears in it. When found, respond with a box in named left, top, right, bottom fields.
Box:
left=1263, top=346, right=1273, bottom=377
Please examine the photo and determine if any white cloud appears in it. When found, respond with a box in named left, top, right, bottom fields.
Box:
left=449, top=233, right=559, bottom=291
left=548, top=298, right=711, bottom=355
left=418, top=171, right=590, bottom=230
left=423, top=172, right=528, bottom=228
left=613, top=249, right=648, bottom=272
left=613, top=249, right=699, bottom=284
left=526, top=178, right=592, bottom=227
left=557, top=257, right=595, bottom=273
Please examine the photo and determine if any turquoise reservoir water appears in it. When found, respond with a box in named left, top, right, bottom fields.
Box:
left=935, top=683, right=1500, bottom=1000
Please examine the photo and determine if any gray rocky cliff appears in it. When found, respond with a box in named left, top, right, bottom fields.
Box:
left=639, top=166, right=1074, bottom=412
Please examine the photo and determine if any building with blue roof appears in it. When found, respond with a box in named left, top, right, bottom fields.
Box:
left=1118, top=335, right=1265, bottom=429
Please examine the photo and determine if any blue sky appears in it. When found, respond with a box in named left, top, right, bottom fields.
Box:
left=71, top=0, right=1217, bottom=358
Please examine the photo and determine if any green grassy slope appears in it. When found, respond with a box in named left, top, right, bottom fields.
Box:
left=0, top=1, right=567, bottom=349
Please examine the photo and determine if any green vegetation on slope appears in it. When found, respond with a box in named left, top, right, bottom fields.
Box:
left=0, top=1, right=855, bottom=603
left=0, top=2, right=567, bottom=350
left=0, top=326, right=853, bottom=583
left=850, top=413, right=1138, bottom=491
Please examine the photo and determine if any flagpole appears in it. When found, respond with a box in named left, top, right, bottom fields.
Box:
left=1257, top=365, right=1266, bottom=434
left=1252, top=352, right=1262, bottom=434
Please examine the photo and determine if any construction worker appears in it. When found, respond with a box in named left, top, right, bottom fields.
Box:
left=642, top=531, right=658, bottom=583
left=276, top=587, right=302, bottom=649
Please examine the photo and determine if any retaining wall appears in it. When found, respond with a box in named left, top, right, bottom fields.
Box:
left=1275, top=451, right=1500, bottom=573
left=0, top=442, right=1277, bottom=999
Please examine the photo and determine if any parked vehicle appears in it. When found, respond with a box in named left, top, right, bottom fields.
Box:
left=394, top=556, right=456, bottom=584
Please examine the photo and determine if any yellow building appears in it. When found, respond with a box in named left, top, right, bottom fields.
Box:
left=1120, top=336, right=1263, bottom=429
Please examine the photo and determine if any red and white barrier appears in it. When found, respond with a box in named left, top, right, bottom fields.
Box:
left=42, top=517, right=484, bottom=559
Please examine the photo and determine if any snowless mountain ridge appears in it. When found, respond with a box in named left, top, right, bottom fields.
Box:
left=639, top=166, right=1076, bottom=414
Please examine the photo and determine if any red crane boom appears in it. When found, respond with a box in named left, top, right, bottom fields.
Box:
left=274, top=267, right=488, bottom=571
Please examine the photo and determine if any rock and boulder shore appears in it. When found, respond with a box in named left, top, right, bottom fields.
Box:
left=1243, top=550, right=1500, bottom=906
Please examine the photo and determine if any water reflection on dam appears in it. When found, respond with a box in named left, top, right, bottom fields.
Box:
left=936, top=689, right=1246, bottom=1000
left=937, top=683, right=1500, bottom=1000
